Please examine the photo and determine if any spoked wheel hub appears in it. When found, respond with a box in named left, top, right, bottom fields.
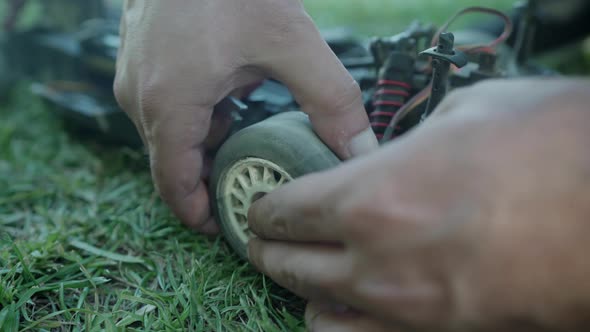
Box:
left=219, top=157, right=292, bottom=244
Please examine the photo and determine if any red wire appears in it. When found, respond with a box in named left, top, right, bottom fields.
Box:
left=379, top=7, right=513, bottom=143
left=431, top=6, right=513, bottom=53
left=380, top=83, right=432, bottom=142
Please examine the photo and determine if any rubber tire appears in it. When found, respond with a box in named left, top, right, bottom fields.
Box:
left=210, top=111, right=341, bottom=260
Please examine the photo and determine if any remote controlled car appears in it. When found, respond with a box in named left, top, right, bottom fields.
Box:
left=3, top=0, right=578, bottom=259
left=210, top=3, right=560, bottom=259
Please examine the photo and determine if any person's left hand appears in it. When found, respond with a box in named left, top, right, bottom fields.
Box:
left=247, top=79, right=590, bottom=332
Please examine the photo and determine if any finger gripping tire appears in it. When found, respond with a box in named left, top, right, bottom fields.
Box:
left=210, top=112, right=341, bottom=259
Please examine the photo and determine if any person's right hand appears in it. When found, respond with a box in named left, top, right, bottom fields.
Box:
left=114, top=0, right=377, bottom=233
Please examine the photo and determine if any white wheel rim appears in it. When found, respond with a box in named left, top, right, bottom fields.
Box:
left=219, top=157, right=292, bottom=244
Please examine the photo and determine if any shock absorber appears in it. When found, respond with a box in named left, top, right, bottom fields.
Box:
left=370, top=52, right=415, bottom=140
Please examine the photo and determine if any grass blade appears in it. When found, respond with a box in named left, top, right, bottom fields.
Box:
left=69, top=240, right=145, bottom=264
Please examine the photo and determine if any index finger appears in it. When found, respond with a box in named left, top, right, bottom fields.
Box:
left=146, top=102, right=219, bottom=234
left=254, top=9, right=378, bottom=159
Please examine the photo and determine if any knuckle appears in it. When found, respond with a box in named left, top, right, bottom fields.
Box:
left=113, top=66, right=149, bottom=143
left=270, top=213, right=290, bottom=239
left=113, top=70, right=130, bottom=113
left=136, top=78, right=172, bottom=144
left=138, top=78, right=164, bottom=119
left=256, top=1, right=311, bottom=45
left=336, top=191, right=386, bottom=238
left=150, top=156, right=200, bottom=205
left=136, top=73, right=213, bottom=142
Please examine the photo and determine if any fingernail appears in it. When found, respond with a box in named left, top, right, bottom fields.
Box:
left=348, top=127, right=378, bottom=157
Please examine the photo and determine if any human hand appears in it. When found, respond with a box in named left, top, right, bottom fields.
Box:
left=113, top=0, right=376, bottom=232
left=249, top=79, right=590, bottom=331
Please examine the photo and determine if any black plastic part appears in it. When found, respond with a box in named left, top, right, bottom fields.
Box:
left=419, top=34, right=468, bottom=68
left=420, top=32, right=465, bottom=119
left=513, top=0, right=537, bottom=64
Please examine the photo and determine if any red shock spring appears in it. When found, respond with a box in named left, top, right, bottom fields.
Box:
left=370, top=79, right=411, bottom=140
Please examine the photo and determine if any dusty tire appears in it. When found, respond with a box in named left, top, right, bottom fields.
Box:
left=210, top=111, right=341, bottom=259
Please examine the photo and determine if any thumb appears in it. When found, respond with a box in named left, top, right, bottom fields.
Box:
left=259, top=14, right=378, bottom=159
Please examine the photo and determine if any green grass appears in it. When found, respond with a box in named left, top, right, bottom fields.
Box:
left=0, top=85, right=305, bottom=331
left=304, top=0, right=514, bottom=35
left=0, top=1, right=586, bottom=331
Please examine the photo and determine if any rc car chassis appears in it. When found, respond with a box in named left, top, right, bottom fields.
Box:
left=1, top=0, right=561, bottom=259
left=210, top=3, right=557, bottom=258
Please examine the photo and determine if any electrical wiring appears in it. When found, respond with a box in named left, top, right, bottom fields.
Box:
left=432, top=6, right=514, bottom=53
left=418, top=7, right=513, bottom=72
left=380, top=7, right=514, bottom=143
left=380, top=82, right=431, bottom=142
